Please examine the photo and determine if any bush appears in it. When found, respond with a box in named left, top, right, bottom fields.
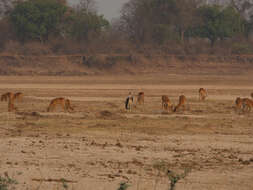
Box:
left=231, top=43, right=253, bottom=54
left=4, top=41, right=52, bottom=55
left=0, top=173, right=18, bottom=190
left=117, top=182, right=129, bottom=190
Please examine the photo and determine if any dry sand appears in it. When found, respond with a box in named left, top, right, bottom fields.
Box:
left=0, top=75, right=253, bottom=190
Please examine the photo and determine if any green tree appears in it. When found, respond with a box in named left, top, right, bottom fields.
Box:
left=10, top=0, right=67, bottom=42
left=243, top=15, right=253, bottom=38
left=120, top=0, right=199, bottom=44
left=195, top=5, right=243, bottom=46
left=173, top=0, right=199, bottom=42
left=69, top=9, right=109, bottom=41
left=120, top=0, right=177, bottom=43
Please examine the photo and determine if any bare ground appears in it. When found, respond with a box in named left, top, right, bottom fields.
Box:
left=0, top=75, right=253, bottom=190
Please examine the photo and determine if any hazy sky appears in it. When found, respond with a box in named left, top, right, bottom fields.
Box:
left=68, top=0, right=128, bottom=21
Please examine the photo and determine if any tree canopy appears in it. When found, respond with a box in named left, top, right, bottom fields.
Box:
left=194, top=5, right=243, bottom=46
left=1, top=0, right=253, bottom=54
left=120, top=0, right=200, bottom=44
left=69, top=11, right=109, bottom=41
left=10, top=0, right=67, bottom=42
left=9, top=0, right=109, bottom=43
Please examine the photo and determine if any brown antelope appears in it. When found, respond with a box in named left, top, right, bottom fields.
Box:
left=174, top=95, right=187, bottom=112
left=235, top=97, right=253, bottom=113
left=1, top=92, right=15, bottom=102
left=235, top=97, right=243, bottom=112
left=14, top=92, right=23, bottom=102
left=199, top=88, right=208, bottom=101
left=137, top=92, right=144, bottom=106
left=47, top=98, right=74, bottom=112
left=242, top=98, right=253, bottom=113
left=1, top=92, right=17, bottom=112
left=161, top=95, right=174, bottom=111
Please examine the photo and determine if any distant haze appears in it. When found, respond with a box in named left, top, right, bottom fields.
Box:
left=68, top=0, right=127, bottom=21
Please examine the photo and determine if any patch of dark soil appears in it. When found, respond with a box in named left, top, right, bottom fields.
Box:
left=96, top=110, right=123, bottom=120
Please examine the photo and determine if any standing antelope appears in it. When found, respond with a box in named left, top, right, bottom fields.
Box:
left=161, top=95, right=174, bottom=111
left=199, top=88, right=208, bottom=101
left=235, top=97, right=243, bottom=113
left=125, top=92, right=134, bottom=111
left=137, top=92, right=144, bottom=106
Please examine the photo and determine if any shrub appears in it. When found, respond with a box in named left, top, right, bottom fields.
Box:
left=231, top=43, right=253, bottom=54
left=117, top=182, right=129, bottom=190
left=0, top=173, right=18, bottom=190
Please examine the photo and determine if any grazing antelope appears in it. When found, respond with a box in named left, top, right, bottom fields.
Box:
left=1, top=92, right=15, bottom=102
left=137, top=92, right=144, bottom=106
left=174, top=95, right=187, bottom=112
left=235, top=97, right=253, bottom=113
left=14, top=92, right=23, bottom=102
left=199, top=88, right=208, bottom=101
left=125, top=92, right=134, bottom=111
left=47, top=98, right=74, bottom=112
left=235, top=97, right=243, bottom=112
left=242, top=98, right=253, bottom=113
left=161, top=95, right=174, bottom=111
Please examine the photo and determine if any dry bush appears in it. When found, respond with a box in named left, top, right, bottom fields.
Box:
left=230, top=37, right=253, bottom=54
left=135, top=42, right=185, bottom=55
left=49, top=38, right=87, bottom=54
left=183, top=38, right=211, bottom=55
left=3, top=40, right=22, bottom=54
left=4, top=41, right=52, bottom=55
left=22, top=42, right=52, bottom=55
left=0, top=19, right=15, bottom=51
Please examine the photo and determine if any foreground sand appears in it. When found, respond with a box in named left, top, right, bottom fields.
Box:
left=0, top=75, right=253, bottom=190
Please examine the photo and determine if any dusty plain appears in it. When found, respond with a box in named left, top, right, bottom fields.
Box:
left=0, top=74, right=253, bottom=190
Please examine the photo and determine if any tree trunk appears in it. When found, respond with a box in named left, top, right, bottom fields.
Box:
left=181, top=30, right=184, bottom=43
left=211, top=39, right=215, bottom=47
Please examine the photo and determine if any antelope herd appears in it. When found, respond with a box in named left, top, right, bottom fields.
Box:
left=235, top=97, right=253, bottom=113
left=1, top=88, right=253, bottom=114
left=125, top=88, right=253, bottom=114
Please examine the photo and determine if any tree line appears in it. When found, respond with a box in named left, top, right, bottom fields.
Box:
left=0, top=0, right=253, bottom=55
